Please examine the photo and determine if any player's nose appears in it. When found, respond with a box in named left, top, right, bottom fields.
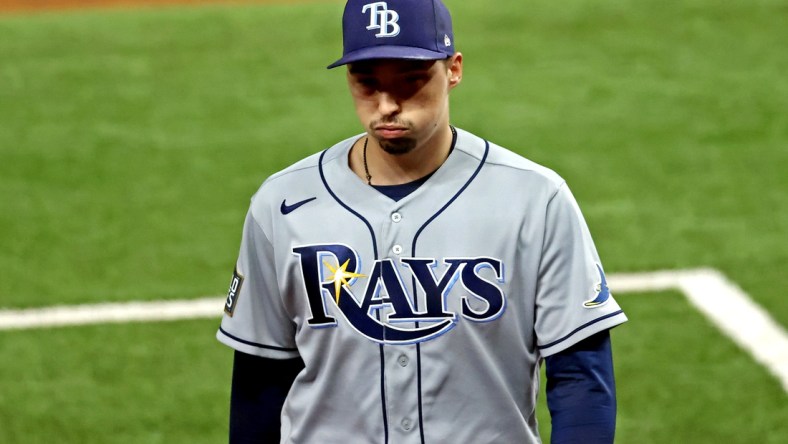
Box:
left=376, top=91, right=401, bottom=116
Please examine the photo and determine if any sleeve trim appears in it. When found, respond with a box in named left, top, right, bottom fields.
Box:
left=218, top=326, right=298, bottom=352
left=537, top=310, right=625, bottom=350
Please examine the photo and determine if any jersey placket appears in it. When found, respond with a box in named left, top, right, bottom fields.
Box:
left=378, top=203, right=422, bottom=442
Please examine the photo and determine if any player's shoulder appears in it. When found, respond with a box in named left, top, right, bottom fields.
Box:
left=249, top=134, right=358, bottom=202
left=455, top=127, right=566, bottom=189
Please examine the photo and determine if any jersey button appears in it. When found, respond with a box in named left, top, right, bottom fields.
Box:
left=397, top=355, right=409, bottom=367
left=401, top=418, right=412, bottom=431
left=391, top=212, right=402, bottom=223
left=392, top=245, right=403, bottom=255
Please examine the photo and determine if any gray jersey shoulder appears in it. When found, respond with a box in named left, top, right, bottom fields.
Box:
left=452, top=128, right=567, bottom=203
left=460, top=130, right=565, bottom=187
left=247, top=134, right=360, bottom=229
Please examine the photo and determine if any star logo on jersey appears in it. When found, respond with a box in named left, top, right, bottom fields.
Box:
left=280, top=197, right=317, bottom=215
left=583, top=264, right=611, bottom=308
left=323, top=259, right=367, bottom=304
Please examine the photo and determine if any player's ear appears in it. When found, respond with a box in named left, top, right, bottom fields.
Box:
left=447, top=52, right=463, bottom=89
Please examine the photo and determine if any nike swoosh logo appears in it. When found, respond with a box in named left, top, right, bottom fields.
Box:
left=280, top=197, right=317, bottom=215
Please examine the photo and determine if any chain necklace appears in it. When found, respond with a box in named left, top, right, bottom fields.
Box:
left=362, top=126, right=456, bottom=186
left=362, top=137, right=372, bottom=185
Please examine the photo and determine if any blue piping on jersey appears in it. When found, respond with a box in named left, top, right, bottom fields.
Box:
left=537, top=310, right=625, bottom=350
left=317, top=148, right=390, bottom=443
left=411, top=138, right=490, bottom=444
left=218, top=326, right=298, bottom=352
left=318, top=148, right=380, bottom=260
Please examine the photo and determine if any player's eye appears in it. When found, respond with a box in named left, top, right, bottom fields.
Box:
left=404, top=74, right=428, bottom=84
left=353, top=77, right=378, bottom=92
left=389, top=74, right=428, bottom=99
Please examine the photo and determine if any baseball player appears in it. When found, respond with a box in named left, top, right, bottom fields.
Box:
left=216, top=0, right=628, bottom=443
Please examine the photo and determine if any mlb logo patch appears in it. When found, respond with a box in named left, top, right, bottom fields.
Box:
left=224, top=267, right=244, bottom=316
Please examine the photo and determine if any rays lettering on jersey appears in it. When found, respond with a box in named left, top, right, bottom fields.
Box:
left=293, top=244, right=505, bottom=345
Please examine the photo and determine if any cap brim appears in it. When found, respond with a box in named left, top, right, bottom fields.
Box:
left=327, top=46, right=451, bottom=69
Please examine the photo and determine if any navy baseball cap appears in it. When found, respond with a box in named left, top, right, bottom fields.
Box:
left=327, top=0, right=455, bottom=69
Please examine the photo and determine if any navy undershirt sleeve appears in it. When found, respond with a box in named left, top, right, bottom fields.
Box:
left=229, top=351, right=304, bottom=443
left=545, top=330, right=617, bottom=444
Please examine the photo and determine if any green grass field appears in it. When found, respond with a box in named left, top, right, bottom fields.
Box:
left=1, top=0, right=786, bottom=442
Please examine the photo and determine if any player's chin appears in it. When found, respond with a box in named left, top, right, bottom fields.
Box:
left=379, top=137, right=416, bottom=155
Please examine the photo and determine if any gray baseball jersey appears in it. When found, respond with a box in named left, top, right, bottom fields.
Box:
left=216, top=127, right=628, bottom=443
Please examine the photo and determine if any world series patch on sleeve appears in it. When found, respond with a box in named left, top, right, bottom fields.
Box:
left=224, top=267, right=243, bottom=317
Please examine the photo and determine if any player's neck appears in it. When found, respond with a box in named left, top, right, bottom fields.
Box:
left=352, top=125, right=454, bottom=186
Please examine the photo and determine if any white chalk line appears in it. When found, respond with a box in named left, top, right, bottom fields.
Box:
left=0, top=296, right=226, bottom=329
left=609, top=268, right=788, bottom=393
left=0, top=268, right=786, bottom=393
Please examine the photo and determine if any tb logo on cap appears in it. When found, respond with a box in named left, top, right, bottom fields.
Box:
left=362, top=2, right=400, bottom=38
